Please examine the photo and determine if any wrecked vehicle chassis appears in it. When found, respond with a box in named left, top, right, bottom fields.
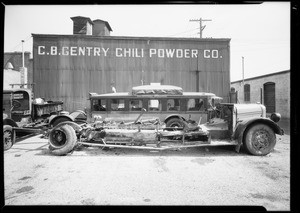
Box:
left=48, top=102, right=284, bottom=156
left=48, top=120, right=236, bottom=156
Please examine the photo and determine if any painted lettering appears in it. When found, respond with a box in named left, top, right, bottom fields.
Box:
left=37, top=45, right=219, bottom=59
left=86, top=47, right=93, bottom=56
left=135, top=49, right=140, bottom=58
left=70, top=47, right=77, bottom=56
left=150, top=49, right=156, bottom=57
left=166, top=49, right=175, bottom=58
left=62, top=47, right=69, bottom=55
left=94, top=47, right=101, bottom=56
left=204, top=50, right=210, bottom=58
left=102, top=48, right=109, bottom=56
left=141, top=49, right=144, bottom=57
left=50, top=46, right=57, bottom=55
left=38, top=46, right=45, bottom=55
left=212, top=50, right=218, bottom=58
left=184, top=49, right=190, bottom=58
left=176, top=49, right=183, bottom=58
left=124, top=48, right=131, bottom=57
left=158, top=49, right=164, bottom=58
left=78, top=47, right=85, bottom=56
left=116, top=48, right=122, bottom=57
left=191, top=49, right=198, bottom=58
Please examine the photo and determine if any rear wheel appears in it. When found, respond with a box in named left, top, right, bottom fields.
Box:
left=243, top=124, right=276, bottom=156
left=49, top=125, right=77, bottom=156
left=166, top=118, right=184, bottom=128
left=3, top=125, right=15, bottom=151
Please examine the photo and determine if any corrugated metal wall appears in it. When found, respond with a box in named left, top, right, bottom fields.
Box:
left=32, top=34, right=230, bottom=112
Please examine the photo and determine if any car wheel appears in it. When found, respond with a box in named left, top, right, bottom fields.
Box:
left=243, top=124, right=276, bottom=156
left=166, top=118, right=184, bottom=128
left=49, top=125, right=77, bottom=156
left=3, top=125, right=15, bottom=151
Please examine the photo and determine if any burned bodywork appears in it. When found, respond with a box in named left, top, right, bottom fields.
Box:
left=47, top=102, right=284, bottom=156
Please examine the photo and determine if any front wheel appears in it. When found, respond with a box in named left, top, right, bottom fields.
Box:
left=243, top=124, right=276, bottom=156
left=3, top=125, right=15, bottom=151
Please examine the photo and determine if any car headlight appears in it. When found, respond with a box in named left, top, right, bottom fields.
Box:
left=270, top=113, right=281, bottom=123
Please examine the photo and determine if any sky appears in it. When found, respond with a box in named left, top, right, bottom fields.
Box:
left=4, top=2, right=290, bottom=81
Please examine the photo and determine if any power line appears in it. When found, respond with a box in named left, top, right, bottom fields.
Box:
left=189, top=18, right=212, bottom=38
left=8, top=35, right=32, bottom=52
left=166, top=27, right=200, bottom=37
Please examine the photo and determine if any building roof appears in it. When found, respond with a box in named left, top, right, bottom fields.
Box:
left=93, top=19, right=113, bottom=31
left=70, top=16, right=94, bottom=25
left=231, top=70, right=290, bottom=84
left=31, top=33, right=231, bottom=42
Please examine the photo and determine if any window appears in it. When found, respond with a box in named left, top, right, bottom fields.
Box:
left=129, top=99, right=143, bottom=111
left=244, top=84, right=250, bottom=102
left=187, top=98, right=204, bottom=111
left=111, top=99, right=125, bottom=111
left=92, top=99, right=106, bottom=111
left=11, top=91, right=30, bottom=110
left=148, top=99, right=161, bottom=111
left=167, top=99, right=180, bottom=111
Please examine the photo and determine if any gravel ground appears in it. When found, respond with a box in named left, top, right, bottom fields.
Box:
left=4, top=131, right=290, bottom=210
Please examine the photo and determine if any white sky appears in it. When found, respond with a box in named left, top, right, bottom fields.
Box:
left=4, top=2, right=290, bottom=81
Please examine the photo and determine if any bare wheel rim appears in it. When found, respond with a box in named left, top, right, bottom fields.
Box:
left=4, top=130, right=13, bottom=149
left=51, top=129, right=67, bottom=147
left=251, top=130, right=270, bottom=151
left=169, top=122, right=182, bottom=128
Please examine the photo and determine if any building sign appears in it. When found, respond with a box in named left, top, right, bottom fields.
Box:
left=37, top=45, right=221, bottom=59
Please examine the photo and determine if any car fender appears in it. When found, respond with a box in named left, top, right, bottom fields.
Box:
left=233, top=117, right=284, bottom=141
left=49, top=114, right=74, bottom=126
left=52, top=121, right=83, bottom=132
left=3, top=118, right=18, bottom=128
left=164, top=114, right=186, bottom=123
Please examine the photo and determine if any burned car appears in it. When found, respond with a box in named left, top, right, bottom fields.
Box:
left=47, top=84, right=284, bottom=156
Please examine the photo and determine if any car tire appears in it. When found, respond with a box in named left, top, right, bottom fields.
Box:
left=166, top=118, right=184, bottom=128
left=243, top=124, right=276, bottom=156
left=3, top=125, right=15, bottom=151
left=49, top=125, right=77, bottom=156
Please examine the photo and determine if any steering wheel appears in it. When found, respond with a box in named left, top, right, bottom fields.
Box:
left=12, top=100, right=21, bottom=108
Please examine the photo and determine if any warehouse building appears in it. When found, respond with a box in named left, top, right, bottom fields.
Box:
left=32, top=16, right=231, bottom=112
left=231, top=70, right=290, bottom=119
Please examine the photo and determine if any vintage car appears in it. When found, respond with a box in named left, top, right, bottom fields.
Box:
left=47, top=84, right=284, bottom=156
left=3, top=88, right=87, bottom=150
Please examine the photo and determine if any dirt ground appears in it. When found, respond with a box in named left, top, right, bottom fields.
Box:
left=4, top=128, right=290, bottom=210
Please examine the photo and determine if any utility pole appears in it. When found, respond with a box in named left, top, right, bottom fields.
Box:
left=189, top=18, right=212, bottom=38
left=21, top=40, right=25, bottom=68
left=242, top=56, right=245, bottom=87
left=20, top=39, right=28, bottom=88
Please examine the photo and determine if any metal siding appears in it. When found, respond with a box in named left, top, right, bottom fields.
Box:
left=33, top=35, right=230, bottom=112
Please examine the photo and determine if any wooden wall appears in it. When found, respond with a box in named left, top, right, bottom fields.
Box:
left=32, top=34, right=230, bottom=112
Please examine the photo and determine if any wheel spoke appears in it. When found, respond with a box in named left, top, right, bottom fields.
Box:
left=4, top=130, right=13, bottom=148
left=252, top=130, right=269, bottom=151
left=52, top=130, right=67, bottom=146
